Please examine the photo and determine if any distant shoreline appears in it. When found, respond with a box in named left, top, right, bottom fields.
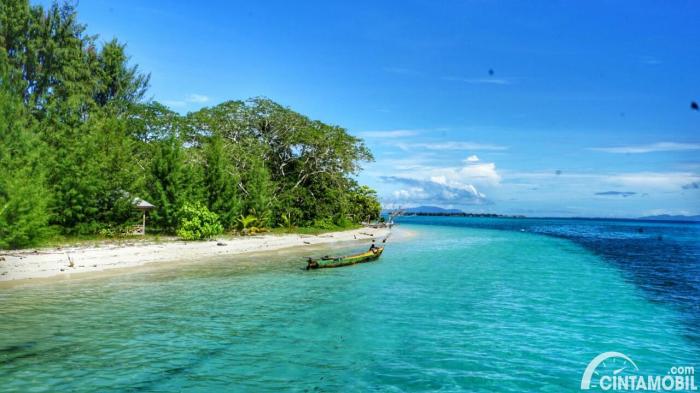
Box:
left=0, top=227, right=390, bottom=284
left=397, top=212, right=526, bottom=218
left=394, top=213, right=700, bottom=223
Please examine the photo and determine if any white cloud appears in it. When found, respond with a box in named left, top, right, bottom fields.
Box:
left=465, top=155, right=480, bottom=162
left=378, top=157, right=501, bottom=207
left=604, top=172, right=700, bottom=191
left=398, top=141, right=508, bottom=151
left=393, top=187, right=429, bottom=200
left=641, top=208, right=693, bottom=216
left=376, top=154, right=502, bottom=192
left=163, top=100, right=186, bottom=108
left=505, top=170, right=700, bottom=192
left=383, top=176, right=488, bottom=205
left=589, top=142, right=700, bottom=154
left=163, top=94, right=210, bottom=109
left=359, top=129, right=419, bottom=138
left=187, top=94, right=210, bottom=103
left=364, top=155, right=437, bottom=173
left=397, top=160, right=501, bottom=188
left=430, top=162, right=501, bottom=188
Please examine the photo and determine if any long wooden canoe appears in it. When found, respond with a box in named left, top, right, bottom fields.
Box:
left=306, top=247, right=384, bottom=269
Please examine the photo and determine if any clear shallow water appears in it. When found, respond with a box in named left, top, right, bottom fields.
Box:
left=1, top=219, right=698, bottom=392
left=397, top=216, right=700, bottom=346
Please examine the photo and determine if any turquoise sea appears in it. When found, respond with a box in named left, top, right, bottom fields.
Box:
left=1, top=217, right=698, bottom=392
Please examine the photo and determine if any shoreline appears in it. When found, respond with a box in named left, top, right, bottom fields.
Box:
left=0, top=227, right=390, bottom=284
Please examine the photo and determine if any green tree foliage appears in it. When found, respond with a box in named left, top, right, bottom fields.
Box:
left=0, top=0, right=381, bottom=249
left=186, top=98, right=375, bottom=227
left=176, top=202, right=223, bottom=240
left=202, top=135, right=242, bottom=229
left=92, top=39, right=149, bottom=109
left=240, top=146, right=275, bottom=227
left=1, top=1, right=148, bottom=235
left=348, top=185, right=382, bottom=223
left=147, top=136, right=187, bottom=232
left=0, top=74, right=50, bottom=248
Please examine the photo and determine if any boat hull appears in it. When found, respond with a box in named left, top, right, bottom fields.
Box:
left=306, top=247, right=384, bottom=269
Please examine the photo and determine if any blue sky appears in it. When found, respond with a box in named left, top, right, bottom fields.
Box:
left=47, top=0, right=700, bottom=217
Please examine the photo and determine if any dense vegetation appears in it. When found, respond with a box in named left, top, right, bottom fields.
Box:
left=0, top=1, right=380, bottom=249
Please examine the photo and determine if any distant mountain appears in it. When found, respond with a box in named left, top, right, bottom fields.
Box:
left=402, top=205, right=464, bottom=214
left=638, top=214, right=700, bottom=222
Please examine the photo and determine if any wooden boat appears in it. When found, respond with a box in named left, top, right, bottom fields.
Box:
left=306, top=247, right=384, bottom=270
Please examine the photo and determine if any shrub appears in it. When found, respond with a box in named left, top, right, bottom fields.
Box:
left=333, top=215, right=353, bottom=228
left=278, top=211, right=295, bottom=230
left=176, top=203, right=223, bottom=240
left=237, top=214, right=257, bottom=232
left=311, top=218, right=336, bottom=230
left=236, top=210, right=271, bottom=235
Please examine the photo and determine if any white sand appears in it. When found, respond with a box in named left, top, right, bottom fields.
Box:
left=0, top=227, right=389, bottom=282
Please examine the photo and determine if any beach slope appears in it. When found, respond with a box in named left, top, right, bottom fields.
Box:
left=0, top=227, right=389, bottom=282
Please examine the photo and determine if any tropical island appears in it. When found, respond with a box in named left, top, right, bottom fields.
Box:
left=0, top=2, right=381, bottom=262
left=2, top=1, right=699, bottom=392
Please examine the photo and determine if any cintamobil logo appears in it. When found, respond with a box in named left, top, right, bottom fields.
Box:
left=581, top=352, right=697, bottom=391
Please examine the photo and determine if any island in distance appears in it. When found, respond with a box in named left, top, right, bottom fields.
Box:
left=386, top=207, right=700, bottom=222
left=638, top=214, right=700, bottom=222
left=385, top=206, right=526, bottom=218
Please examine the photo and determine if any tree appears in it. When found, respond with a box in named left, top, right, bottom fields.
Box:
left=348, top=185, right=381, bottom=223
left=202, top=134, right=242, bottom=229
left=147, top=136, right=187, bottom=232
left=239, top=143, right=275, bottom=227
left=0, top=75, right=50, bottom=248
left=92, top=39, right=149, bottom=110
left=184, top=98, right=377, bottom=227
left=0, top=0, right=381, bottom=247
left=0, top=1, right=151, bottom=234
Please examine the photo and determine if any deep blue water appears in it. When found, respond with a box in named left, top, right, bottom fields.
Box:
left=395, top=216, right=700, bottom=346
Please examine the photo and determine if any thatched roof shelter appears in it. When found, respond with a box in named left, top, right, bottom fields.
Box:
left=131, top=197, right=155, bottom=234
left=132, top=198, right=156, bottom=210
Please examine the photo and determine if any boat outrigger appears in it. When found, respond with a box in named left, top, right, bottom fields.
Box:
left=306, top=247, right=384, bottom=270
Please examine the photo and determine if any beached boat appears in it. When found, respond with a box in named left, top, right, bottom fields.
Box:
left=306, top=247, right=384, bottom=269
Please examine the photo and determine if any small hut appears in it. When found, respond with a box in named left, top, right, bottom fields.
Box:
left=132, top=198, right=156, bottom=235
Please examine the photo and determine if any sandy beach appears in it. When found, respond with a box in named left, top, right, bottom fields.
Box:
left=0, top=227, right=390, bottom=283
